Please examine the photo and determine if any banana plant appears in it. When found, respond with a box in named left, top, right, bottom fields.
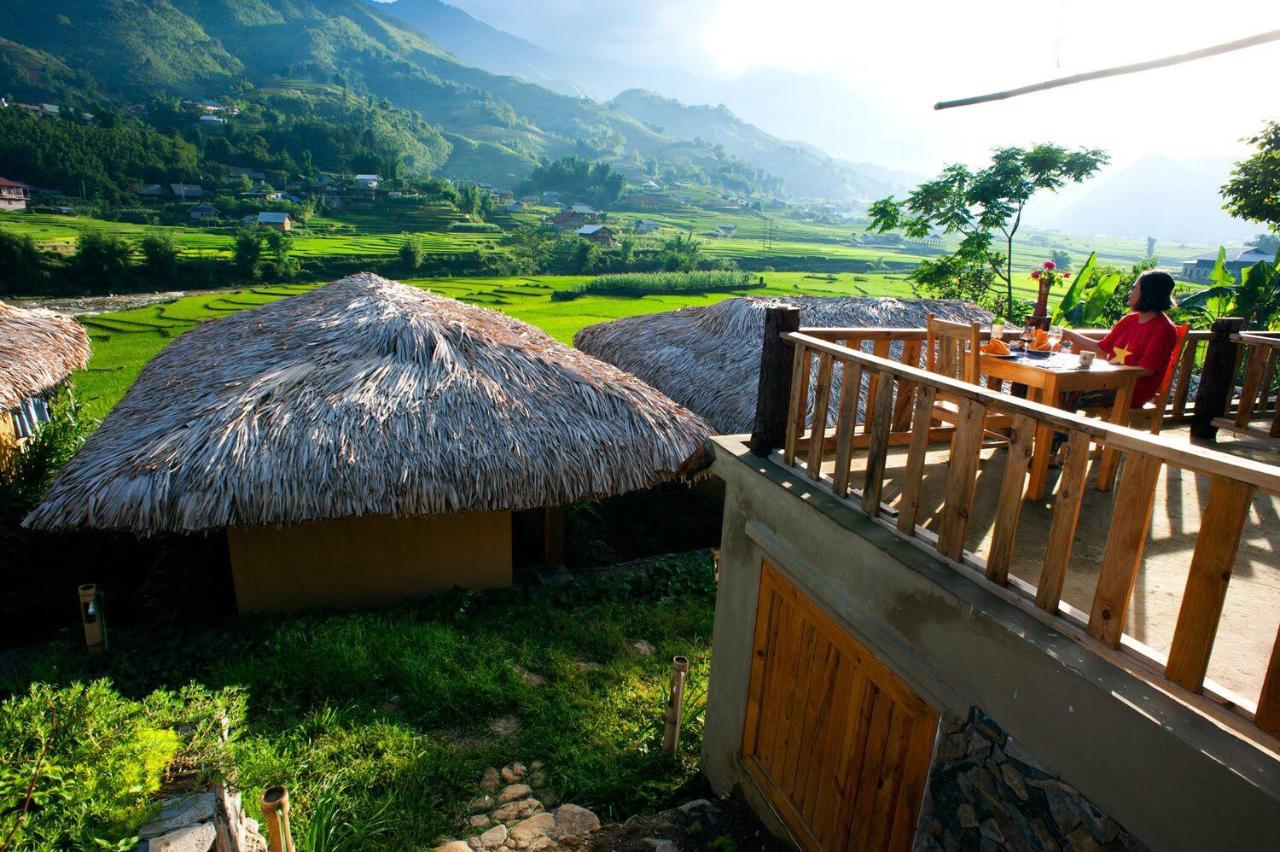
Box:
left=1178, top=246, right=1280, bottom=328
left=1051, top=252, right=1124, bottom=327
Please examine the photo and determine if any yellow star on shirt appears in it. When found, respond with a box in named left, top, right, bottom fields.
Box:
left=1110, top=346, right=1131, bottom=365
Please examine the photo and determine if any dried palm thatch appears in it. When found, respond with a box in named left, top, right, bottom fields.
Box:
left=26, top=274, right=711, bottom=534
left=574, top=296, right=992, bottom=434
left=0, top=301, right=91, bottom=411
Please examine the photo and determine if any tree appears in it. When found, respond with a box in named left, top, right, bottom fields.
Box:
left=1250, top=233, right=1280, bottom=254
left=140, top=233, right=180, bottom=279
left=233, top=230, right=263, bottom=280
left=868, top=144, right=1109, bottom=313
left=0, top=231, right=47, bottom=295
left=72, top=232, right=132, bottom=294
left=1146, top=235, right=1158, bottom=259
left=1222, top=121, right=1280, bottom=232
left=1050, top=249, right=1072, bottom=271
left=399, top=236, right=423, bottom=272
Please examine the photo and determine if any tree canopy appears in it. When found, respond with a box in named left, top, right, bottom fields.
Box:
left=1223, top=121, right=1280, bottom=233
left=868, top=144, right=1108, bottom=315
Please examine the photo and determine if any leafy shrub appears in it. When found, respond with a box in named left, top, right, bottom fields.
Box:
left=447, top=222, right=501, bottom=233
left=550, top=270, right=758, bottom=302
left=0, top=682, right=180, bottom=850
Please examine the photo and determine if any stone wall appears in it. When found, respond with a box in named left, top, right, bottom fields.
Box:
left=137, top=782, right=266, bottom=852
left=916, top=707, right=1148, bottom=852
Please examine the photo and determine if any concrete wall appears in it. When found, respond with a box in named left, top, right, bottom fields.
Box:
left=703, top=436, right=1280, bottom=852
left=227, top=511, right=512, bottom=612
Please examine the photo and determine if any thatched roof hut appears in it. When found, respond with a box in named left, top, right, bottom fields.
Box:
left=26, top=274, right=711, bottom=611
left=0, top=301, right=91, bottom=444
left=574, top=296, right=992, bottom=434
left=0, top=302, right=91, bottom=411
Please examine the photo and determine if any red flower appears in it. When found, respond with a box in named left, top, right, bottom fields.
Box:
left=1031, top=269, right=1042, bottom=279
left=1063, top=272, right=1071, bottom=278
left=1043, top=260, right=1056, bottom=270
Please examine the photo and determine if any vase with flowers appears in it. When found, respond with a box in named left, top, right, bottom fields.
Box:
left=1030, top=260, right=1071, bottom=326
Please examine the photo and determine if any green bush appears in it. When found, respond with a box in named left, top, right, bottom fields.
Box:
left=447, top=222, right=502, bottom=233
left=550, top=270, right=759, bottom=301
left=0, top=680, right=243, bottom=850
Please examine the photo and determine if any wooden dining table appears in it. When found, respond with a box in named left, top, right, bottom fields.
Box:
left=979, top=350, right=1145, bottom=501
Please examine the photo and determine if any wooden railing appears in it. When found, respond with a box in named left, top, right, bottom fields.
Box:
left=1191, top=318, right=1280, bottom=439
left=748, top=308, right=1280, bottom=740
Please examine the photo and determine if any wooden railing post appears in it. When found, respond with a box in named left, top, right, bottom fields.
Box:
left=750, top=307, right=802, bottom=457
left=1191, top=317, right=1244, bottom=440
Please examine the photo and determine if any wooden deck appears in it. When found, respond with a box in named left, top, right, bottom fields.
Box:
left=751, top=320, right=1280, bottom=742
left=817, top=423, right=1280, bottom=702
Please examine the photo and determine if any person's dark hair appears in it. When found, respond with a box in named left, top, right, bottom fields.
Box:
left=1134, top=270, right=1176, bottom=312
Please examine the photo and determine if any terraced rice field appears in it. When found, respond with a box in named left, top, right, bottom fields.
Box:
left=71, top=272, right=930, bottom=421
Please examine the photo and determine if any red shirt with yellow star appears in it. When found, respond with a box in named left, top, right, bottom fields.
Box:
left=1097, top=312, right=1178, bottom=406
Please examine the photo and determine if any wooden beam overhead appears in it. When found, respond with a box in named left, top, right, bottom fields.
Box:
left=935, top=29, right=1280, bottom=110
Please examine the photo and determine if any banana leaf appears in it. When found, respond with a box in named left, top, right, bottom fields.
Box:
left=1051, top=251, right=1096, bottom=324
left=1080, top=270, right=1124, bottom=324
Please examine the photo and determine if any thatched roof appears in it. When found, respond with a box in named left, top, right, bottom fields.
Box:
left=574, top=296, right=992, bottom=434
left=0, top=301, right=91, bottom=411
left=26, top=274, right=711, bottom=534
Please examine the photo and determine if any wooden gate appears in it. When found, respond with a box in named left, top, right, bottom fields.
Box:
left=742, top=562, right=939, bottom=851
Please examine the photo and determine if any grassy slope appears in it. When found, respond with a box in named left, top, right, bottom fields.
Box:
left=6, top=555, right=719, bottom=848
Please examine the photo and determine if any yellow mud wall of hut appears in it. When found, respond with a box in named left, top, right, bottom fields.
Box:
left=227, top=511, right=512, bottom=612
left=0, top=412, right=15, bottom=450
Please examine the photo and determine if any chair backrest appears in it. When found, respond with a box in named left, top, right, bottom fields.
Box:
left=1151, top=322, right=1192, bottom=407
left=925, top=314, right=982, bottom=384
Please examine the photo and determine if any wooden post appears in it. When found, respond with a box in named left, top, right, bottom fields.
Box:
left=749, top=307, right=802, bottom=457
left=261, top=786, right=296, bottom=852
left=1191, top=317, right=1244, bottom=440
left=661, top=655, right=690, bottom=755
left=78, top=584, right=106, bottom=655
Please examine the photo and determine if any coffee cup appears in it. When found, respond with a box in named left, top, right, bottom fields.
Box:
left=1078, top=350, right=1096, bottom=368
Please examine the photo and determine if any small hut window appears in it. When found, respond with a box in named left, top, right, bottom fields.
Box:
left=13, top=396, right=50, bottom=439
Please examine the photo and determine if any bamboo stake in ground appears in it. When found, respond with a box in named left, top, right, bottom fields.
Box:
left=260, top=786, right=296, bottom=852
left=661, top=656, right=690, bottom=755
left=77, top=584, right=105, bottom=654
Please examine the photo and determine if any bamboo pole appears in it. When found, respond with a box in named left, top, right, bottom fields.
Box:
left=260, top=786, right=295, bottom=852
left=661, top=656, right=690, bottom=755
left=935, top=29, right=1280, bottom=110
left=77, top=584, right=106, bottom=654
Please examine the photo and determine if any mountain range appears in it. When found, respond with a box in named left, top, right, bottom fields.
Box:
left=0, top=0, right=913, bottom=203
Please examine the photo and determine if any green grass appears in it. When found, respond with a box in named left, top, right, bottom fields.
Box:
left=4, top=554, right=719, bottom=850
left=69, top=272, right=929, bottom=421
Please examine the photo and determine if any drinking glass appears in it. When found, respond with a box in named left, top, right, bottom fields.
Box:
left=1048, top=326, right=1064, bottom=352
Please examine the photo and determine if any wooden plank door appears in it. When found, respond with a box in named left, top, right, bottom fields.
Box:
left=742, top=562, right=939, bottom=851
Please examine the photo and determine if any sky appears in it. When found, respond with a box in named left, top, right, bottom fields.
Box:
left=446, top=0, right=1280, bottom=177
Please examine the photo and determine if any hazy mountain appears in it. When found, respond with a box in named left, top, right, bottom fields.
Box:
left=1051, top=155, right=1256, bottom=244
left=367, top=0, right=593, bottom=96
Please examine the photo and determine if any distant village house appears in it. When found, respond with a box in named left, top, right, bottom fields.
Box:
left=257, top=212, right=292, bottom=231
left=1180, top=247, right=1274, bottom=282
left=0, top=178, right=30, bottom=211
left=171, top=183, right=205, bottom=200
left=633, top=219, right=662, bottom=234
left=552, top=209, right=594, bottom=231
left=353, top=174, right=380, bottom=192
left=576, top=224, right=619, bottom=248
left=189, top=203, right=220, bottom=222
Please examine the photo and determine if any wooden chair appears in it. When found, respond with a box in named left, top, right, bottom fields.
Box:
left=1126, top=322, right=1192, bottom=434
left=924, top=315, right=1012, bottom=442
left=924, top=315, right=982, bottom=386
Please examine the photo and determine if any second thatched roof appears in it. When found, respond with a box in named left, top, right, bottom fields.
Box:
left=574, top=296, right=992, bottom=434
left=0, top=301, right=91, bottom=411
left=26, top=274, right=711, bottom=534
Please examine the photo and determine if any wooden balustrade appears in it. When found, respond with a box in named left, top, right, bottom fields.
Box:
left=751, top=327, right=1280, bottom=741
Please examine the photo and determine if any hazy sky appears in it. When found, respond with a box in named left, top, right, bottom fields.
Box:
left=447, top=0, right=1280, bottom=176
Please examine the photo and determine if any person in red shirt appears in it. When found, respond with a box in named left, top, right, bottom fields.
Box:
left=1061, top=270, right=1179, bottom=409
